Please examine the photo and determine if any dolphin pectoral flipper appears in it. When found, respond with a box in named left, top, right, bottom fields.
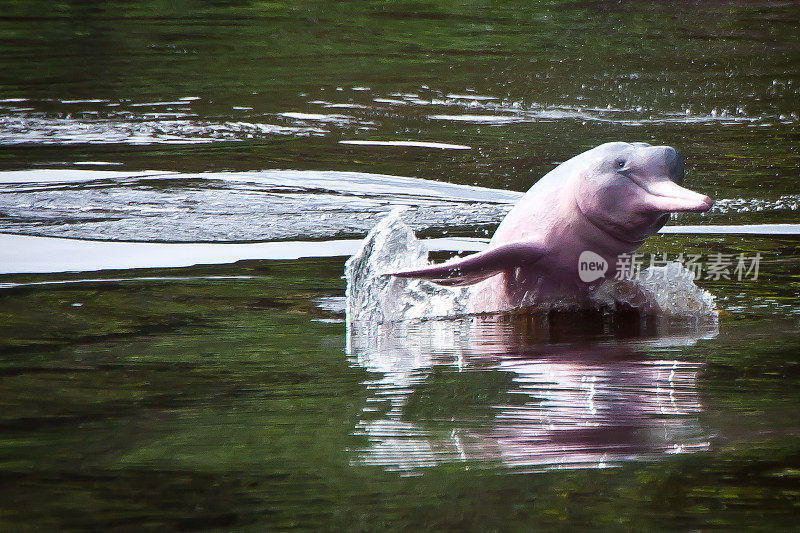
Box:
left=389, top=240, right=545, bottom=287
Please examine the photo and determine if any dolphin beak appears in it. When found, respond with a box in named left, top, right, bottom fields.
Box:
left=642, top=179, right=714, bottom=212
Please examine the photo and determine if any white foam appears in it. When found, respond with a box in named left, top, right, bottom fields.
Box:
left=445, top=94, right=499, bottom=101
left=0, top=169, right=173, bottom=184
left=129, top=101, right=188, bottom=107
left=279, top=112, right=352, bottom=122
left=427, top=114, right=524, bottom=124
left=0, top=234, right=363, bottom=274
left=592, top=262, right=716, bottom=318
left=661, top=223, right=800, bottom=235
left=372, top=98, right=407, bottom=105
left=59, top=99, right=109, bottom=104
left=339, top=140, right=471, bottom=150
left=0, top=231, right=486, bottom=275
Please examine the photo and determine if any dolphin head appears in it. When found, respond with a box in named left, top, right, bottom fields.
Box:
left=574, top=142, right=713, bottom=244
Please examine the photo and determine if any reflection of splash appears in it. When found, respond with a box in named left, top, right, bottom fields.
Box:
left=347, top=315, right=715, bottom=474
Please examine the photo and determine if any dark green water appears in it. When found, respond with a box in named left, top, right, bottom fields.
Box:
left=1, top=1, right=799, bottom=530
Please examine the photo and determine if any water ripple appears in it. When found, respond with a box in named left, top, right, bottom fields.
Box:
left=0, top=115, right=325, bottom=145
left=0, top=169, right=516, bottom=242
left=2, top=86, right=793, bottom=148
left=1, top=169, right=798, bottom=244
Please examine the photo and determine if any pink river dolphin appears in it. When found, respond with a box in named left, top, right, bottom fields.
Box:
left=391, top=142, right=714, bottom=311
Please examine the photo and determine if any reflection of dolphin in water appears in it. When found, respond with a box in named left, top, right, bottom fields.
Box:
left=347, top=313, right=714, bottom=473
left=491, top=355, right=706, bottom=470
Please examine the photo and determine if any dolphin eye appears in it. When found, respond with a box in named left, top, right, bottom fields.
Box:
left=615, top=159, right=626, bottom=169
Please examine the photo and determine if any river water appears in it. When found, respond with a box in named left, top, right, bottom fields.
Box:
left=1, top=1, right=799, bottom=530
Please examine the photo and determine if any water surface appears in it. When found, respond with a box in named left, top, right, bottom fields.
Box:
left=1, top=0, right=799, bottom=530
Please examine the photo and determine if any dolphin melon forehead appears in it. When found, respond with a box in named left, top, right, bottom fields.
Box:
left=532, top=142, right=648, bottom=189
left=588, top=141, right=652, bottom=161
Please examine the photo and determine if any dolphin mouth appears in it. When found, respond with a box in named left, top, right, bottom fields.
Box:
left=631, top=176, right=714, bottom=213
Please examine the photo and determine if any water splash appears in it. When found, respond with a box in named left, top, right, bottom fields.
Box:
left=345, top=210, right=717, bottom=323
left=711, top=195, right=800, bottom=214
left=594, top=262, right=717, bottom=318
left=345, top=209, right=469, bottom=324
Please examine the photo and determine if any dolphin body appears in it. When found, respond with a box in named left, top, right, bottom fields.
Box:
left=391, top=142, right=714, bottom=312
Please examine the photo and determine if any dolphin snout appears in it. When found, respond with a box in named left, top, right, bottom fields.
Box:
left=643, top=179, right=714, bottom=212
